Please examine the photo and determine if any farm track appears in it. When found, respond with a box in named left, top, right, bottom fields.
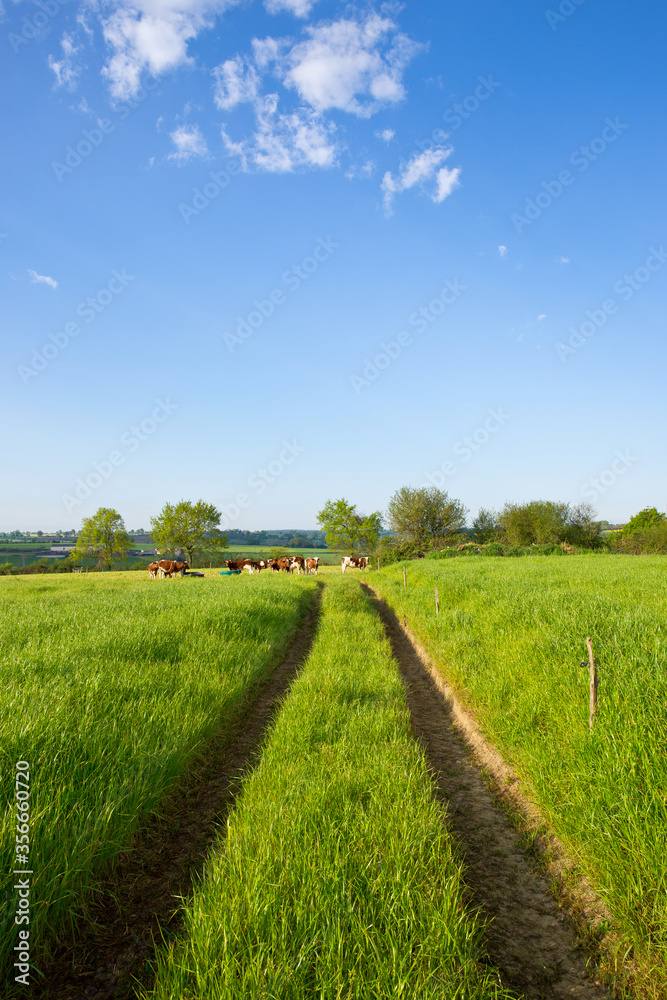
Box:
left=34, top=583, right=325, bottom=1000
left=362, top=583, right=609, bottom=1000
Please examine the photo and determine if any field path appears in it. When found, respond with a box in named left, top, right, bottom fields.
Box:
left=363, top=584, right=609, bottom=1000
left=35, top=583, right=324, bottom=1000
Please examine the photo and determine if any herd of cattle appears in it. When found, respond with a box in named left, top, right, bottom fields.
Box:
left=147, top=555, right=370, bottom=578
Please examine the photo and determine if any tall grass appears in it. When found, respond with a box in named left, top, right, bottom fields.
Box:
left=370, top=556, right=667, bottom=980
left=145, top=577, right=513, bottom=1000
left=0, top=572, right=317, bottom=985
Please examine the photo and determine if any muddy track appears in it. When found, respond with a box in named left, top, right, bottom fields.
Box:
left=34, top=584, right=324, bottom=1000
left=362, top=584, right=609, bottom=1000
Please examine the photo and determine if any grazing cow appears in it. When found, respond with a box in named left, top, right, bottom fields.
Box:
left=277, top=557, right=292, bottom=573
left=341, top=556, right=369, bottom=573
left=305, top=557, right=320, bottom=575
left=290, top=556, right=305, bottom=575
left=243, top=560, right=261, bottom=574
left=157, top=559, right=189, bottom=579
left=225, top=560, right=247, bottom=572
left=148, top=562, right=159, bottom=579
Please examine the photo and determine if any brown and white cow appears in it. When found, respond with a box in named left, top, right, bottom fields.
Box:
left=277, top=557, right=292, bottom=572
left=341, top=556, right=369, bottom=573
left=148, top=562, right=159, bottom=578
left=225, top=560, right=246, bottom=572
left=158, top=560, right=189, bottom=578
left=305, top=557, right=320, bottom=574
left=290, top=556, right=305, bottom=575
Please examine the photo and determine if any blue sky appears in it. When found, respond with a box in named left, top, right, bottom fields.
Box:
left=1, top=0, right=665, bottom=531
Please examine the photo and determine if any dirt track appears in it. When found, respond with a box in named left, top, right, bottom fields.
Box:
left=363, top=583, right=609, bottom=1000
left=33, top=584, right=324, bottom=1000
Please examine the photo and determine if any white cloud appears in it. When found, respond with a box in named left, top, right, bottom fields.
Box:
left=213, top=54, right=260, bottom=109
left=537, top=313, right=546, bottom=321
left=381, top=146, right=460, bottom=213
left=222, top=93, right=336, bottom=172
left=374, top=127, right=394, bottom=142
left=497, top=244, right=508, bottom=258
left=345, top=159, right=374, bottom=180
left=28, top=269, right=58, bottom=290
left=265, top=0, right=319, bottom=16
left=48, top=33, right=82, bottom=90
left=557, top=255, right=571, bottom=264
left=101, top=0, right=238, bottom=100
left=168, top=124, right=209, bottom=162
left=280, top=14, right=422, bottom=118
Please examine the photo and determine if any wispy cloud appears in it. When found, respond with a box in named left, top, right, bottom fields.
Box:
left=168, top=124, right=209, bottom=163
left=374, top=128, right=395, bottom=142
left=28, top=269, right=58, bottom=289
left=48, top=33, right=82, bottom=90
left=498, top=244, right=508, bottom=258
left=264, top=0, right=320, bottom=16
left=537, top=313, right=546, bottom=321
left=557, top=255, right=570, bottom=264
left=381, top=146, right=461, bottom=214
left=222, top=94, right=336, bottom=172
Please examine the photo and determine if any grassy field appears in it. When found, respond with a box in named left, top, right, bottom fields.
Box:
left=0, top=571, right=318, bottom=985
left=370, top=555, right=667, bottom=985
left=144, top=576, right=512, bottom=1000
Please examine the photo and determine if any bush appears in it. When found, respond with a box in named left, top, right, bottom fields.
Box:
left=481, top=543, right=505, bottom=556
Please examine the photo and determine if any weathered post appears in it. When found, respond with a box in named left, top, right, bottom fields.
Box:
left=586, top=636, right=598, bottom=731
left=377, top=556, right=380, bottom=571
left=435, top=585, right=440, bottom=615
left=403, top=565, right=407, bottom=588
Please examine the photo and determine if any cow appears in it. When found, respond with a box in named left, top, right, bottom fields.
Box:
left=243, top=560, right=261, bottom=574
left=305, top=557, right=320, bottom=575
left=290, top=556, right=305, bottom=575
left=148, top=562, right=159, bottom=579
left=225, top=560, right=247, bottom=572
left=158, top=560, right=189, bottom=578
left=277, top=557, right=292, bottom=572
left=341, top=556, right=369, bottom=573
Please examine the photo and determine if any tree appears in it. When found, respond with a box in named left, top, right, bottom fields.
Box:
left=622, top=507, right=667, bottom=535
left=316, top=498, right=383, bottom=554
left=386, top=486, right=467, bottom=548
left=150, top=500, right=227, bottom=567
left=498, top=500, right=569, bottom=545
left=72, top=508, right=133, bottom=570
left=563, top=502, right=602, bottom=548
left=471, top=508, right=500, bottom=544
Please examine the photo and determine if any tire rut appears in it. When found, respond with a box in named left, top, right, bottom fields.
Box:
left=362, top=584, right=609, bottom=1000
left=33, top=584, right=324, bottom=1000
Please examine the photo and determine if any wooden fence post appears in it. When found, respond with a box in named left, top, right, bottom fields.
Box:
left=403, top=565, right=407, bottom=588
left=435, top=585, right=439, bottom=615
left=377, top=556, right=380, bottom=571
left=586, top=636, right=598, bottom=731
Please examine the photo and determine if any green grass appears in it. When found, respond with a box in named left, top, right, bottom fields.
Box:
left=0, top=571, right=318, bottom=985
left=370, top=555, right=667, bottom=986
left=144, top=576, right=513, bottom=1000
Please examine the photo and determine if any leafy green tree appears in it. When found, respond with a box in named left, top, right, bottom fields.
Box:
left=150, top=500, right=227, bottom=567
left=498, top=500, right=569, bottom=545
left=72, top=508, right=133, bottom=570
left=316, top=498, right=383, bottom=554
left=471, top=508, right=500, bottom=544
left=386, top=486, right=467, bottom=549
left=622, top=507, right=667, bottom=535
left=563, top=502, right=602, bottom=548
